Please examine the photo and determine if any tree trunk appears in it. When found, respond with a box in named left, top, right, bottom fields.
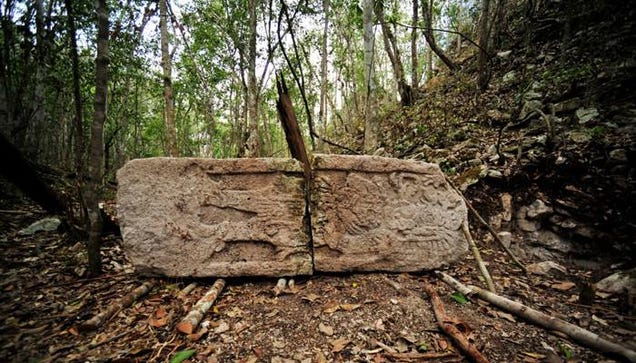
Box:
left=421, top=0, right=458, bottom=72
left=411, top=0, right=418, bottom=100
left=245, top=0, right=260, bottom=157
left=362, top=0, right=377, bottom=153
left=477, top=0, right=492, bottom=90
left=318, top=0, right=330, bottom=151
left=160, top=0, right=178, bottom=157
left=376, top=0, right=412, bottom=106
left=85, top=0, right=109, bottom=276
left=65, top=0, right=88, bottom=227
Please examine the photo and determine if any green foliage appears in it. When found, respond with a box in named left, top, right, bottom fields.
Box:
left=450, top=291, right=469, bottom=304
left=170, top=348, right=196, bottom=363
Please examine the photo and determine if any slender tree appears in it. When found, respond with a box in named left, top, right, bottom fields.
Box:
left=477, top=0, right=492, bottom=90
left=411, top=0, right=419, bottom=100
left=363, top=0, right=377, bottom=153
left=318, top=0, right=330, bottom=150
left=160, top=0, right=178, bottom=156
left=84, top=0, right=110, bottom=275
left=421, top=0, right=458, bottom=72
left=376, top=0, right=412, bottom=106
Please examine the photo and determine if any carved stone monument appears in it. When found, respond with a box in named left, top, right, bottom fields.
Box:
left=310, top=154, right=468, bottom=272
left=117, top=157, right=312, bottom=277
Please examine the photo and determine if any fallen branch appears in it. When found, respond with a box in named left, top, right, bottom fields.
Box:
left=81, top=279, right=156, bottom=330
left=463, top=221, right=496, bottom=292
left=444, top=175, right=527, bottom=273
left=176, top=279, right=226, bottom=334
left=384, top=351, right=458, bottom=361
left=180, top=282, right=197, bottom=296
left=437, top=272, right=636, bottom=363
left=422, top=282, right=490, bottom=363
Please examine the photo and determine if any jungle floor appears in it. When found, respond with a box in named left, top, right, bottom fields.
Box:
left=1, top=200, right=634, bottom=363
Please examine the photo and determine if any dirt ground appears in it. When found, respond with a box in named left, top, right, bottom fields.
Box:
left=0, top=201, right=634, bottom=363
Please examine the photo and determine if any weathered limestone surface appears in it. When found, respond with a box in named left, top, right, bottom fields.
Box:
left=311, top=154, right=468, bottom=272
left=117, top=157, right=312, bottom=277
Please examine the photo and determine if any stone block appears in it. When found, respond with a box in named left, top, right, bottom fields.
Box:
left=116, top=157, right=312, bottom=277
left=310, top=154, right=468, bottom=272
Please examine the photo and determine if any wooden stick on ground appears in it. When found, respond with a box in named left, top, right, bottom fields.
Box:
left=462, top=221, right=496, bottom=292
left=437, top=272, right=636, bottom=363
left=180, top=282, right=197, bottom=296
left=81, top=279, right=156, bottom=330
left=445, top=176, right=527, bottom=273
left=176, top=279, right=226, bottom=335
left=422, top=282, right=490, bottom=363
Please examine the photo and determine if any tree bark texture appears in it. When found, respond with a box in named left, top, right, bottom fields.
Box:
left=376, top=0, right=412, bottom=106
left=477, top=0, right=492, bottom=90
left=363, top=0, right=377, bottom=153
left=422, top=282, right=490, bottom=363
left=421, top=0, right=458, bottom=72
left=160, top=0, right=178, bottom=156
left=176, top=279, right=226, bottom=335
left=411, top=0, right=419, bottom=100
left=319, top=0, right=330, bottom=151
left=245, top=0, right=261, bottom=157
left=82, top=280, right=155, bottom=330
left=85, top=0, right=110, bottom=275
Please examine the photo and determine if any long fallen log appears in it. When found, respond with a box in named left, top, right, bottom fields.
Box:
left=81, top=279, right=156, bottom=330
left=438, top=272, right=636, bottom=363
left=422, top=282, right=490, bottom=363
left=176, top=279, right=226, bottom=334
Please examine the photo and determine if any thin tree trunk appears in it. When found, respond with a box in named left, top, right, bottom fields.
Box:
left=160, top=0, right=178, bottom=157
left=477, top=0, right=492, bottom=90
left=411, top=0, right=418, bottom=100
left=363, top=0, right=377, bottom=153
left=319, top=0, right=330, bottom=151
left=85, top=0, right=109, bottom=276
left=65, top=0, right=84, bottom=175
left=421, top=0, right=458, bottom=72
left=376, top=0, right=412, bottom=106
left=245, top=0, right=260, bottom=157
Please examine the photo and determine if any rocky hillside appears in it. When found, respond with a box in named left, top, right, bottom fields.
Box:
left=380, top=0, right=635, bottom=266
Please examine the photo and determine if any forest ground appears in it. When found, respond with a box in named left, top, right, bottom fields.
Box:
left=0, top=198, right=633, bottom=362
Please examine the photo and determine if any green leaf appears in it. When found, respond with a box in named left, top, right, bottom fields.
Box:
left=170, top=348, right=196, bottom=363
left=416, top=340, right=428, bottom=352
left=451, top=292, right=469, bottom=304
left=559, top=343, right=573, bottom=360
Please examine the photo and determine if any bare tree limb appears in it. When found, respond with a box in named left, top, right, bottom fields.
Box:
left=463, top=221, right=496, bottom=292
left=81, top=279, right=156, bottom=330
left=444, top=175, right=527, bottom=273
left=176, top=279, right=226, bottom=335
left=437, top=272, right=636, bottom=363
left=422, top=282, right=490, bottom=363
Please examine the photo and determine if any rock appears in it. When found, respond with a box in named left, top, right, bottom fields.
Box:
left=553, top=98, right=581, bottom=113
left=595, top=268, right=636, bottom=295
left=523, top=91, right=543, bottom=101
left=609, top=148, right=628, bottom=162
left=486, top=109, right=510, bottom=122
left=519, top=100, right=543, bottom=120
left=575, top=107, right=599, bottom=124
left=526, top=199, right=553, bottom=219
left=569, top=130, right=591, bottom=143
left=18, top=217, right=61, bottom=236
left=500, top=193, right=513, bottom=222
left=527, top=261, right=567, bottom=276
left=117, top=157, right=312, bottom=277
left=497, top=231, right=512, bottom=249
left=496, top=50, right=512, bottom=58
left=502, top=71, right=517, bottom=84
left=486, top=169, right=503, bottom=179
left=516, top=207, right=540, bottom=232
left=529, top=230, right=571, bottom=253
left=310, top=154, right=468, bottom=272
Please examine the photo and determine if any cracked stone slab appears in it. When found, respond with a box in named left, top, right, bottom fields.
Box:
left=117, top=157, right=312, bottom=277
left=310, top=154, right=468, bottom=272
